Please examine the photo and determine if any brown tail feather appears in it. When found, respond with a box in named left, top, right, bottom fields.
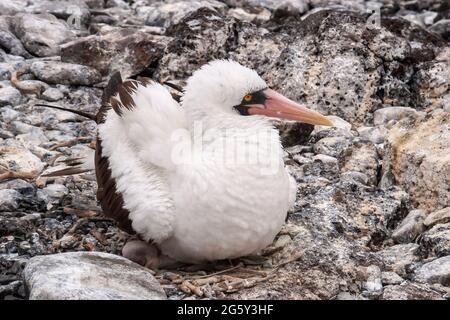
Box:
left=42, top=167, right=92, bottom=177
left=35, top=104, right=96, bottom=121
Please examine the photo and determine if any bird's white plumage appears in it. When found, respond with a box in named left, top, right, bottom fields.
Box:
left=99, top=60, right=295, bottom=262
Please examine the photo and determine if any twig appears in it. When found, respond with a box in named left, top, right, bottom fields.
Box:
left=0, top=165, right=36, bottom=181
left=48, top=137, right=92, bottom=151
left=65, top=216, right=115, bottom=235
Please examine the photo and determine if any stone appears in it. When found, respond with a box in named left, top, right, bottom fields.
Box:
left=377, top=243, right=421, bottom=276
left=0, top=0, right=27, bottom=16
left=39, top=184, right=69, bottom=202
left=223, top=0, right=309, bottom=15
left=156, top=7, right=235, bottom=81
left=383, top=114, right=450, bottom=211
left=30, top=61, right=101, bottom=86
left=430, top=19, right=450, bottom=41
left=135, top=0, right=227, bottom=28
left=373, top=107, right=420, bottom=126
left=420, top=223, right=450, bottom=258
left=11, top=14, right=75, bottom=57
left=0, top=85, right=21, bottom=106
left=26, top=0, right=91, bottom=28
left=362, top=265, right=382, bottom=298
left=357, top=126, right=387, bottom=145
left=0, top=144, right=45, bottom=175
left=424, top=207, right=450, bottom=228
left=391, top=209, right=426, bottom=244
left=341, top=142, right=379, bottom=185
left=413, top=256, right=450, bottom=286
left=0, top=17, right=32, bottom=58
left=61, top=29, right=170, bottom=78
left=41, top=88, right=64, bottom=102
left=23, top=252, right=167, bottom=300
left=381, top=271, right=404, bottom=285
left=382, top=281, right=444, bottom=300
left=0, top=189, right=22, bottom=211
left=313, top=136, right=352, bottom=158
left=228, top=7, right=271, bottom=22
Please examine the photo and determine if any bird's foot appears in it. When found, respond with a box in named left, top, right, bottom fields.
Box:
left=122, top=240, right=181, bottom=270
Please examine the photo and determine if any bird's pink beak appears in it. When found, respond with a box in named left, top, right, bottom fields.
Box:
left=247, top=89, right=333, bottom=126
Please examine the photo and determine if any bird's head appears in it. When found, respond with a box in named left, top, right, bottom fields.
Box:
left=183, top=60, right=332, bottom=126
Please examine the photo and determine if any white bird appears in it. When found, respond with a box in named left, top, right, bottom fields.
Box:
left=45, top=60, right=332, bottom=268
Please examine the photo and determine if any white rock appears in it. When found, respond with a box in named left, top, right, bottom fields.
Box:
left=23, top=252, right=167, bottom=300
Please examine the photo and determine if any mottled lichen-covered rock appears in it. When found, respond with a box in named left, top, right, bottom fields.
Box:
left=156, top=7, right=236, bottom=81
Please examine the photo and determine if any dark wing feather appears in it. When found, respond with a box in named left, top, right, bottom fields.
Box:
left=95, top=72, right=135, bottom=234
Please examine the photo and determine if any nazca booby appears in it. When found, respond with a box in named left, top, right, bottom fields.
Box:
left=46, top=60, right=332, bottom=268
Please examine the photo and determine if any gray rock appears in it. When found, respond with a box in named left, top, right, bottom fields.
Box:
left=357, top=126, right=387, bottom=145
left=420, top=223, right=450, bottom=258
left=0, top=17, right=32, bottom=58
left=341, top=142, right=379, bottom=185
left=41, top=88, right=64, bottom=101
left=0, top=106, right=20, bottom=122
left=430, top=19, right=450, bottom=40
left=157, top=7, right=235, bottom=81
left=382, top=281, right=444, bottom=300
left=60, top=29, right=170, bottom=78
left=0, top=179, right=35, bottom=197
left=424, top=207, right=450, bottom=228
left=340, top=171, right=370, bottom=185
left=11, top=14, right=75, bottom=57
left=373, top=107, right=420, bottom=126
left=0, top=189, right=22, bottom=211
left=23, top=252, right=167, bottom=300
left=30, top=61, right=101, bottom=85
left=135, top=0, right=227, bottom=28
left=0, top=0, right=27, bottom=15
left=223, top=0, right=309, bottom=14
left=391, top=209, right=426, bottom=244
left=26, top=0, right=91, bottom=28
left=381, top=271, right=404, bottom=285
left=377, top=243, right=421, bottom=276
left=414, top=256, right=450, bottom=286
left=41, top=184, right=68, bottom=201
left=0, top=85, right=21, bottom=106
left=314, top=136, right=352, bottom=158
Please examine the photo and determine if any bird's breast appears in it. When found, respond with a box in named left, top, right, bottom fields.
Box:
left=160, top=158, right=290, bottom=263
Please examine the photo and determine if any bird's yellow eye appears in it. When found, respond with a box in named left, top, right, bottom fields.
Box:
left=244, top=94, right=253, bottom=102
